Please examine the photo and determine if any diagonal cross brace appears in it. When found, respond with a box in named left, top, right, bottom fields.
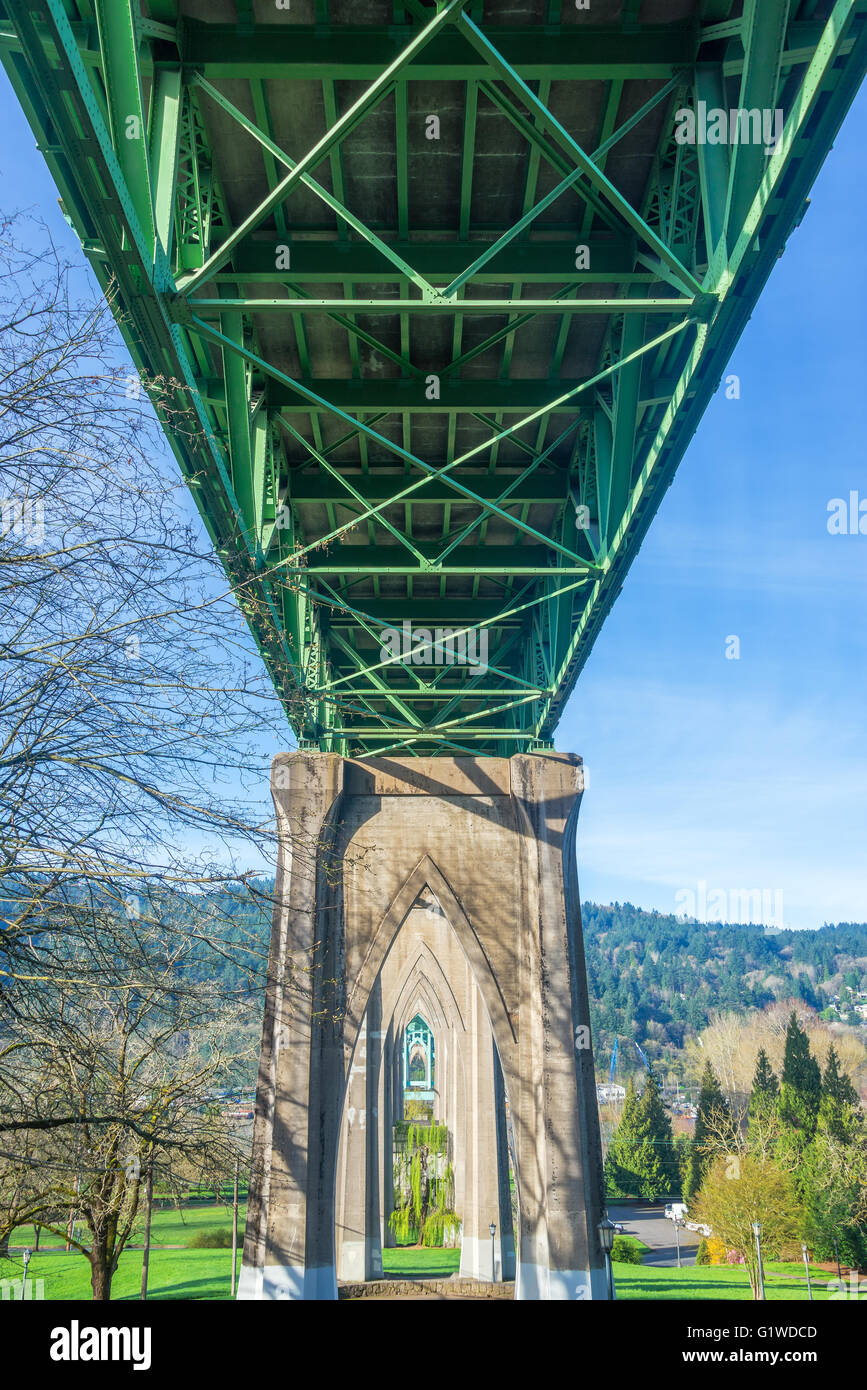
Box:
left=443, top=69, right=693, bottom=297
left=185, top=313, right=690, bottom=565
left=188, top=73, right=441, bottom=299
left=453, top=11, right=705, bottom=297
left=177, top=0, right=471, bottom=296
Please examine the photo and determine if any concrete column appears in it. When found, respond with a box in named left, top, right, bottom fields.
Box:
left=237, top=753, right=344, bottom=1300
left=459, top=982, right=511, bottom=1281
left=508, top=754, right=607, bottom=1300
left=336, top=982, right=383, bottom=1281
left=494, top=1046, right=517, bottom=1280
left=378, top=1021, right=395, bottom=1248
left=450, top=1018, right=464, bottom=1226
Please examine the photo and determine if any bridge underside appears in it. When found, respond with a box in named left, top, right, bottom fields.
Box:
left=1, top=0, right=864, bottom=754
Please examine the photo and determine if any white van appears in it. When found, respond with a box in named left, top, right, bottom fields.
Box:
left=664, top=1202, right=688, bottom=1221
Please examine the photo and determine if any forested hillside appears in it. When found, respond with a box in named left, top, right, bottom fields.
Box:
left=13, top=881, right=862, bottom=1091
left=176, top=890, right=867, bottom=1082
left=583, top=902, right=867, bottom=1079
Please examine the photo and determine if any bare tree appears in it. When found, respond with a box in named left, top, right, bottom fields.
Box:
left=0, top=204, right=288, bottom=917
left=687, top=1003, right=867, bottom=1104
left=0, top=897, right=252, bottom=1298
left=0, top=207, right=348, bottom=1296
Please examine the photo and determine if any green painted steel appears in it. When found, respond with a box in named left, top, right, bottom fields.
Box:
left=1, top=0, right=864, bottom=757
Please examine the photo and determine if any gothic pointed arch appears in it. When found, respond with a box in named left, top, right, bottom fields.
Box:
left=346, top=854, right=515, bottom=1065
left=388, top=940, right=466, bottom=1038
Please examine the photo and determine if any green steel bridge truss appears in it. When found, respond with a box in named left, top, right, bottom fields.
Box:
left=2, top=0, right=864, bottom=756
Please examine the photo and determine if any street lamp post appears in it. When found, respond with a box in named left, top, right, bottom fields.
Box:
left=832, top=1236, right=841, bottom=1282
left=752, top=1221, right=765, bottom=1301
left=21, top=1247, right=32, bottom=1300
left=801, top=1242, right=813, bottom=1301
left=673, top=1216, right=682, bottom=1269
left=489, top=1222, right=496, bottom=1283
left=598, top=1217, right=617, bottom=1300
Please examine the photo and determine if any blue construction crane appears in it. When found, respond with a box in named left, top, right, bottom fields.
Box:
left=609, top=1036, right=652, bottom=1082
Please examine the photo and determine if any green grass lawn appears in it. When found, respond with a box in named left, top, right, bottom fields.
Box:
left=2, top=1205, right=848, bottom=1301
left=381, top=1246, right=461, bottom=1277
left=4, top=1201, right=245, bottom=1301
left=611, top=1262, right=843, bottom=1301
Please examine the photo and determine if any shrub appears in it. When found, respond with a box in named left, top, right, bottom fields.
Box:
left=611, top=1235, right=643, bottom=1265
left=706, top=1235, right=728, bottom=1266
left=188, top=1228, right=234, bottom=1248
left=695, top=1238, right=711, bottom=1266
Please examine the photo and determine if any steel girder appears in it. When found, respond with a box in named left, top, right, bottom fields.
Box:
left=1, top=0, right=864, bottom=756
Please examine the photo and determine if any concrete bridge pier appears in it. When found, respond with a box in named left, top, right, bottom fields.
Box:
left=238, top=751, right=608, bottom=1300
left=377, top=1017, right=396, bottom=1249
left=458, top=982, right=515, bottom=1282
left=338, top=931, right=513, bottom=1277
left=335, top=984, right=383, bottom=1282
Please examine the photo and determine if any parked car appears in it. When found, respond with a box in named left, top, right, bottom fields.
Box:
left=665, top=1202, right=688, bottom=1221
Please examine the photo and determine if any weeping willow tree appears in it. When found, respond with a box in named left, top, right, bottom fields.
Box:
left=390, top=1122, right=460, bottom=1247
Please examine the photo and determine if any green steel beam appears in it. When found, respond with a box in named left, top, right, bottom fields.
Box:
left=0, top=16, right=836, bottom=83
left=189, top=73, right=439, bottom=298
left=328, top=630, right=423, bottom=730
left=188, top=297, right=690, bottom=316
left=274, top=415, right=428, bottom=565
left=442, top=70, right=690, bottom=297
left=245, top=380, right=678, bottom=417
left=178, top=23, right=697, bottom=81
left=453, top=12, right=705, bottom=296
left=187, top=312, right=687, bottom=564
left=282, top=472, right=569, bottom=504
left=3, top=0, right=862, bottom=756
left=603, top=313, right=645, bottom=552
left=148, top=65, right=182, bottom=261
left=220, top=309, right=257, bottom=550
left=723, top=0, right=791, bottom=253
left=253, top=320, right=691, bottom=561
left=433, top=420, right=583, bottom=564
left=695, top=64, right=731, bottom=259
left=92, top=0, right=155, bottom=261
left=327, top=600, right=524, bottom=624
left=286, top=546, right=590, bottom=576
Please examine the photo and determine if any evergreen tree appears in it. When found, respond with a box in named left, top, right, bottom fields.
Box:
left=684, top=1061, right=732, bottom=1208
left=748, top=1047, right=778, bottom=1121
left=800, top=1126, right=867, bottom=1267
left=778, top=1011, right=822, bottom=1138
left=635, top=1070, right=679, bottom=1197
left=605, top=1072, right=678, bottom=1200
left=821, top=1044, right=859, bottom=1106
left=817, top=1044, right=860, bottom=1142
left=605, top=1076, right=642, bottom=1198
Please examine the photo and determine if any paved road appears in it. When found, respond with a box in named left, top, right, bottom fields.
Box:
left=610, top=1203, right=701, bottom=1267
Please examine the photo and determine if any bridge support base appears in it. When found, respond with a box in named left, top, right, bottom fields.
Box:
left=238, top=752, right=608, bottom=1301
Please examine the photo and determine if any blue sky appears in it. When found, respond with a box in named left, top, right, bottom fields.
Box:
left=560, top=86, right=867, bottom=929
left=2, top=70, right=864, bottom=929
